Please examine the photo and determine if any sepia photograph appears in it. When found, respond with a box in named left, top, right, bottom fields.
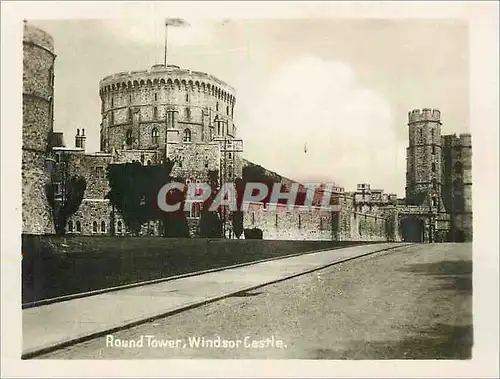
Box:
left=1, top=1, right=499, bottom=378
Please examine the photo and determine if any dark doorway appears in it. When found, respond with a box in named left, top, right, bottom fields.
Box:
left=401, top=217, right=425, bottom=242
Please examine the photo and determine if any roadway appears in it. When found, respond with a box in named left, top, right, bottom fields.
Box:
left=33, top=242, right=472, bottom=359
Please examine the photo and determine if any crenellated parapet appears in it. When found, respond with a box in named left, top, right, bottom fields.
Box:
left=408, top=108, right=441, bottom=124
left=99, top=64, right=236, bottom=105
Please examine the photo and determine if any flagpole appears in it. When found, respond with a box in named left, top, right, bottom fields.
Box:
left=164, top=22, right=168, bottom=67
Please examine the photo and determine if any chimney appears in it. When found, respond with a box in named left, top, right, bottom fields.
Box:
left=75, top=128, right=86, bottom=151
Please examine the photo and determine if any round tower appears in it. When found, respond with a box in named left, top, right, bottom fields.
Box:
left=22, top=21, right=56, bottom=234
left=98, top=64, right=237, bottom=153
left=405, top=108, right=442, bottom=207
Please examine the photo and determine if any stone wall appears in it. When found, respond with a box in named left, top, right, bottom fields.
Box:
left=22, top=22, right=56, bottom=235
left=242, top=200, right=388, bottom=242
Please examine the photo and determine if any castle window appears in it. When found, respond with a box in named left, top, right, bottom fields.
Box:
left=111, top=98, right=114, bottom=108
left=186, top=93, right=189, bottom=102
left=155, top=93, right=158, bottom=101
left=431, top=129, right=435, bottom=138
left=92, top=221, right=98, bottom=233
left=226, top=105, right=229, bottom=115
left=68, top=220, right=73, bottom=232
left=419, top=128, right=423, bottom=138
left=454, top=161, right=462, bottom=174
left=96, top=166, right=105, bottom=179
left=110, top=111, right=114, bottom=125
left=228, top=152, right=232, bottom=159
left=432, top=197, right=437, bottom=207
left=128, top=107, right=133, bottom=121
left=204, top=156, right=209, bottom=168
left=117, top=221, right=122, bottom=234
left=153, top=106, right=158, bottom=120
left=252, top=212, right=255, bottom=225
left=217, top=122, right=221, bottom=135
left=185, top=107, right=191, bottom=119
left=76, top=221, right=81, bottom=232
left=147, top=159, right=152, bottom=166
left=179, top=159, right=183, bottom=168
left=126, top=129, right=133, bottom=145
left=275, top=214, right=278, bottom=227
left=183, top=128, right=192, bottom=142
left=228, top=165, right=233, bottom=179
left=432, top=145, right=436, bottom=154
left=432, top=179, right=437, bottom=189
left=152, top=128, right=159, bottom=145
left=431, top=162, right=436, bottom=172
left=101, top=221, right=106, bottom=233
left=129, top=94, right=132, bottom=103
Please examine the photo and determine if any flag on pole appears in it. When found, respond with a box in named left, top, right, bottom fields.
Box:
left=165, top=18, right=190, bottom=27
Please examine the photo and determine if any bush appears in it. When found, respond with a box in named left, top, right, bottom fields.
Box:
left=244, top=228, right=263, bottom=239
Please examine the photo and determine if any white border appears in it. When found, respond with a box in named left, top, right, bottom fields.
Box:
left=2, top=1, right=499, bottom=377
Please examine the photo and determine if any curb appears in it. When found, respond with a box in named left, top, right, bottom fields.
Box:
left=22, top=243, right=375, bottom=309
left=22, top=243, right=412, bottom=359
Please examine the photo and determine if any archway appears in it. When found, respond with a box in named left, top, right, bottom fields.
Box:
left=400, top=216, right=425, bottom=242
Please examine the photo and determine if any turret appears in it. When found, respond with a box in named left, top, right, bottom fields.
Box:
left=405, top=108, right=443, bottom=207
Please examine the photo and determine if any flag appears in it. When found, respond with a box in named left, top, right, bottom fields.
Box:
left=165, top=18, right=190, bottom=27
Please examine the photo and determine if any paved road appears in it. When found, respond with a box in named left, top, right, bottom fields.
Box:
left=39, top=243, right=472, bottom=359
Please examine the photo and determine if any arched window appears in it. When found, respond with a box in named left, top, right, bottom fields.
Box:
left=68, top=220, right=73, bottom=232
left=126, top=129, right=133, bottom=145
left=147, top=159, right=152, bottom=166
left=153, top=106, right=158, bottom=119
left=101, top=221, right=106, bottom=233
left=432, top=197, right=437, bottom=207
left=185, top=107, right=191, bottom=119
left=92, top=221, right=98, bottom=233
left=183, top=128, right=191, bottom=142
left=454, top=161, right=462, bottom=174
left=152, top=128, right=159, bottom=145
left=76, top=221, right=81, bottom=232
left=117, top=221, right=123, bottom=233
left=431, top=162, right=436, bottom=172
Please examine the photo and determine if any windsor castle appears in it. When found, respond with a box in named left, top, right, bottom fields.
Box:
left=22, top=22, right=472, bottom=242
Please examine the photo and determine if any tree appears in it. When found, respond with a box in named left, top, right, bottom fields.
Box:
left=46, top=175, right=87, bottom=235
left=199, top=170, right=223, bottom=238
left=105, top=158, right=190, bottom=237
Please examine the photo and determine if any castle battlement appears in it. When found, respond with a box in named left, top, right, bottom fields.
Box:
left=408, top=108, right=441, bottom=123
left=99, top=64, right=236, bottom=105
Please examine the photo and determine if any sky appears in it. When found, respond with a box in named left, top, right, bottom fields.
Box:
left=32, top=18, right=469, bottom=197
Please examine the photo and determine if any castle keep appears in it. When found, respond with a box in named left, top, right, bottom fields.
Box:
left=22, top=22, right=56, bottom=235
left=22, top=23, right=472, bottom=242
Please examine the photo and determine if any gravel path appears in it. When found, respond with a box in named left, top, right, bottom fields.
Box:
left=38, top=243, right=472, bottom=359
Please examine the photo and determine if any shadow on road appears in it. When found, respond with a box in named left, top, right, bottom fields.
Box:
left=309, top=323, right=473, bottom=359
left=399, top=260, right=473, bottom=294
